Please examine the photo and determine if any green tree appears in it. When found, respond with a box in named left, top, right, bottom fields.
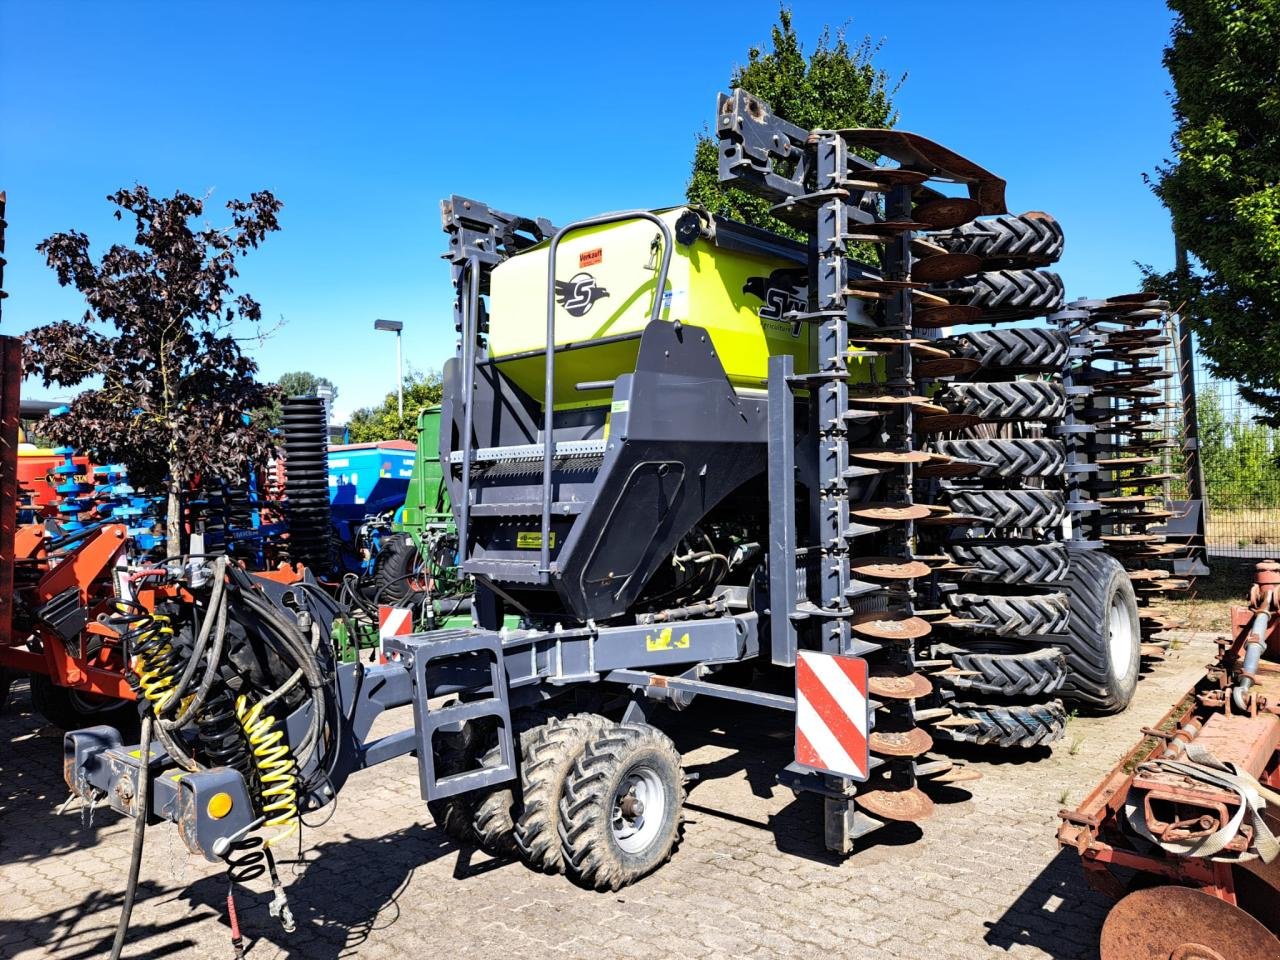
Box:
left=258, top=370, right=338, bottom=427
left=685, top=7, right=901, bottom=235
left=1143, top=0, right=1280, bottom=421
left=346, top=369, right=443, bottom=442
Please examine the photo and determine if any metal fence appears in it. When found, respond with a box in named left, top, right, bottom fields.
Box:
left=1184, top=342, right=1280, bottom=557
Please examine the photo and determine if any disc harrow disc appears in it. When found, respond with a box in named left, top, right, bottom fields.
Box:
left=850, top=557, right=934, bottom=580
left=1100, top=886, right=1280, bottom=960
left=913, top=197, right=981, bottom=230
left=916, top=413, right=983, bottom=433
left=868, top=667, right=933, bottom=700
left=851, top=613, right=933, bottom=641
left=850, top=449, right=934, bottom=465
left=858, top=785, right=935, bottom=822
left=913, top=304, right=985, bottom=328
left=869, top=727, right=934, bottom=757
left=850, top=502, right=935, bottom=522
left=911, top=252, right=982, bottom=283
left=915, top=357, right=983, bottom=378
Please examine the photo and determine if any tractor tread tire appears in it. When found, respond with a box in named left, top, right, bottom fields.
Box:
left=935, top=268, right=1065, bottom=321
left=944, top=592, right=1070, bottom=637
left=426, top=719, right=484, bottom=844
left=935, top=643, right=1067, bottom=698
left=928, top=212, right=1064, bottom=267
left=946, top=541, right=1069, bottom=585
left=936, top=327, right=1068, bottom=374
left=938, top=700, right=1067, bottom=748
left=559, top=723, right=685, bottom=891
left=943, top=379, right=1067, bottom=422
left=470, top=710, right=558, bottom=857
left=930, top=438, right=1065, bottom=480
left=1050, top=550, right=1143, bottom=713
left=944, top=489, right=1066, bottom=530
left=514, top=714, right=610, bottom=873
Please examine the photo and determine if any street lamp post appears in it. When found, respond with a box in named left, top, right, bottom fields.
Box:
left=373, top=318, right=404, bottom=421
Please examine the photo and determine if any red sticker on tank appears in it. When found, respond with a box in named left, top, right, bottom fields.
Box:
left=579, top=248, right=603, bottom=268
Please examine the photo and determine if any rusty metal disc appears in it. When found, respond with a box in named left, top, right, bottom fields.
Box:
left=856, top=167, right=930, bottom=187
left=868, top=667, right=934, bottom=699
left=852, top=219, right=933, bottom=238
left=844, top=277, right=927, bottom=294
left=913, top=197, right=982, bottom=230
left=858, top=785, right=935, bottom=822
left=916, top=413, right=983, bottom=433
left=850, top=557, right=934, bottom=581
left=869, top=727, right=934, bottom=757
left=1099, top=494, right=1161, bottom=505
left=850, top=449, right=933, bottom=465
left=851, top=612, right=933, bottom=641
left=911, top=252, right=982, bottom=283
left=849, top=393, right=934, bottom=407
left=1102, top=534, right=1158, bottom=545
left=912, top=400, right=949, bottom=416
left=916, top=456, right=986, bottom=478
left=1095, top=457, right=1155, bottom=467
left=915, top=356, right=982, bottom=378
left=913, top=304, right=986, bottom=328
left=850, top=502, right=935, bottom=522
left=911, top=289, right=951, bottom=308
left=932, top=767, right=983, bottom=784
left=1100, top=886, right=1280, bottom=960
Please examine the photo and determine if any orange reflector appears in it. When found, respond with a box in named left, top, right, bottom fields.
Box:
left=207, top=792, right=233, bottom=819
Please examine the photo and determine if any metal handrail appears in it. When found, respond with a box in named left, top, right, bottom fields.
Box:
left=539, top=211, right=674, bottom=579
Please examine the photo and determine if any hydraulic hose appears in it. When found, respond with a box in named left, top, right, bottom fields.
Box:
left=1233, top=610, right=1268, bottom=711
left=160, top=557, right=228, bottom=718
left=109, top=711, right=153, bottom=960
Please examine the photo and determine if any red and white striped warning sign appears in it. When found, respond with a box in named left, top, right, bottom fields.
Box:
left=377, top=605, right=412, bottom=663
left=795, top=650, right=869, bottom=781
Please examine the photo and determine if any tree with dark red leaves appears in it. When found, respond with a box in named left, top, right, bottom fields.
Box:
left=22, top=186, right=283, bottom=556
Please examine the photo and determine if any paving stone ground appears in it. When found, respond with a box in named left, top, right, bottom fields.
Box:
left=0, top=633, right=1221, bottom=960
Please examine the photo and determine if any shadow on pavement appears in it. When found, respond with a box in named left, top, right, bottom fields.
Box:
left=984, top=846, right=1111, bottom=960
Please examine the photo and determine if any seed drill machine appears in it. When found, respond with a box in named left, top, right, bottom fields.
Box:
left=58, top=92, right=1151, bottom=954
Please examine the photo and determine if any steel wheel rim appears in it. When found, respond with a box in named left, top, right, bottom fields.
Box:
left=1108, top=592, right=1136, bottom=682
left=611, top=763, right=666, bottom=855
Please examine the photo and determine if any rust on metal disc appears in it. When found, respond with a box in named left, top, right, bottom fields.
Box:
left=851, top=613, right=933, bottom=641
left=850, top=502, right=935, bottom=522
left=858, top=785, right=936, bottom=822
left=933, top=767, right=983, bottom=784
left=1100, top=886, right=1280, bottom=960
left=1102, top=534, right=1158, bottom=545
left=848, top=393, right=933, bottom=407
left=911, top=289, right=951, bottom=309
left=913, top=304, right=985, bottom=328
left=868, top=667, right=934, bottom=699
left=916, top=457, right=986, bottom=478
left=850, top=449, right=933, bottom=465
left=911, top=252, right=982, bottom=283
left=1095, top=457, right=1155, bottom=467
left=869, top=727, right=934, bottom=757
left=850, top=557, right=934, bottom=581
left=857, top=167, right=930, bottom=187
left=915, top=356, right=982, bottom=378
left=913, top=197, right=981, bottom=230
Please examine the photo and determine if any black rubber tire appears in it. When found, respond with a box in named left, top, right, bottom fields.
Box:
left=942, top=379, right=1066, bottom=422
left=367, top=533, right=420, bottom=605
left=426, top=719, right=484, bottom=844
left=943, top=489, right=1066, bottom=531
left=937, top=700, right=1067, bottom=748
left=944, top=591, right=1070, bottom=637
left=29, top=674, right=137, bottom=732
left=514, top=714, right=609, bottom=873
left=471, top=738, right=522, bottom=857
left=935, top=643, right=1067, bottom=698
left=1049, top=549, right=1142, bottom=713
left=931, top=438, right=1065, bottom=480
left=929, top=212, right=1064, bottom=267
left=946, top=541, right=1069, bottom=585
left=935, top=327, right=1068, bottom=375
left=559, top=723, right=685, bottom=891
left=935, top=269, right=1065, bottom=321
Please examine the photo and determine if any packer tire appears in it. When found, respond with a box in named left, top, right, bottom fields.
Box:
left=29, top=674, right=137, bottom=733
left=938, top=700, right=1067, bottom=748
left=943, top=379, right=1066, bottom=422
left=559, top=723, right=685, bottom=891
left=935, top=642, right=1067, bottom=698
left=1049, top=549, right=1142, bottom=713
left=930, top=438, right=1065, bottom=480
left=946, top=541, right=1069, bottom=585
left=936, top=269, right=1065, bottom=321
left=944, top=592, right=1070, bottom=637
left=514, top=714, right=610, bottom=873
left=426, top=718, right=483, bottom=844
left=944, top=488, right=1066, bottom=531
left=928, top=212, right=1064, bottom=267
left=935, top=327, right=1068, bottom=374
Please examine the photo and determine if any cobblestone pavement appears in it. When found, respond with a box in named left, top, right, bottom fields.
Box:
left=0, top=633, right=1220, bottom=960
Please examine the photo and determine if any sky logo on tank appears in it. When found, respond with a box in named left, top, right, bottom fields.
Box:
left=555, top=272, right=610, bottom=317
left=743, top=268, right=808, bottom=336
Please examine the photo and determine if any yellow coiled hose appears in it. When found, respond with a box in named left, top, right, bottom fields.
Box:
left=234, top=695, right=299, bottom=847
left=129, top=612, right=181, bottom=712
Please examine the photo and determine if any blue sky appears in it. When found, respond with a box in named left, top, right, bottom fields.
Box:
left=1, top=0, right=1178, bottom=420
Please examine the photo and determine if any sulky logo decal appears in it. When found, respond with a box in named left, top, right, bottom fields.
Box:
left=555, top=272, right=610, bottom=317
left=743, top=268, right=808, bottom=336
